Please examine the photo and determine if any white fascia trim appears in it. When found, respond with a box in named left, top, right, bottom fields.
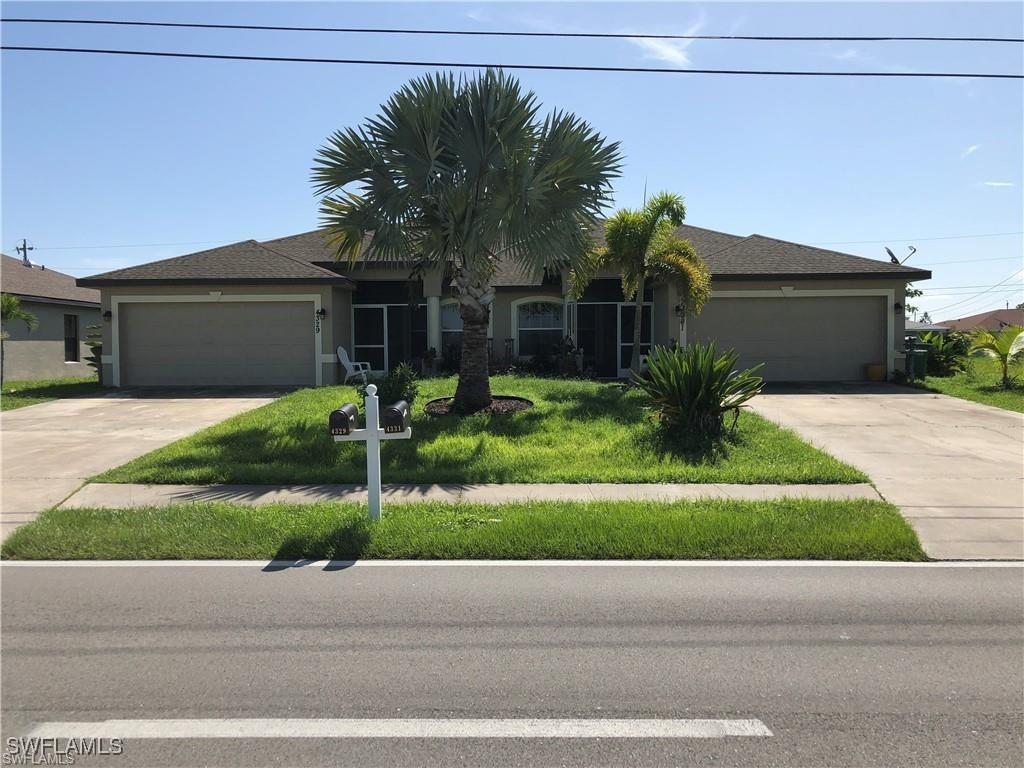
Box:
left=510, top=296, right=565, bottom=357
left=709, top=287, right=896, bottom=373
left=109, top=294, right=323, bottom=388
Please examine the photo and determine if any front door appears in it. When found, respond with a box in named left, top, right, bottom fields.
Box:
left=577, top=304, right=618, bottom=378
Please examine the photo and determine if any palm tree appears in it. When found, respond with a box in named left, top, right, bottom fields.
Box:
left=574, top=192, right=711, bottom=372
left=1, top=293, right=39, bottom=385
left=312, top=70, right=621, bottom=413
left=969, top=325, right=1024, bottom=387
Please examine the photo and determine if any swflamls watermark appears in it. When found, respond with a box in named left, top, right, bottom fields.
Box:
left=3, top=738, right=124, bottom=765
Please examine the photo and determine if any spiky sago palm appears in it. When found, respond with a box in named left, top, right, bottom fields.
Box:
left=969, top=325, right=1024, bottom=387
left=573, top=192, right=711, bottom=372
left=312, top=70, right=621, bottom=412
left=1, top=293, right=39, bottom=385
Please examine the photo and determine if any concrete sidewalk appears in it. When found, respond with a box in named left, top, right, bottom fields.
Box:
left=59, top=482, right=883, bottom=508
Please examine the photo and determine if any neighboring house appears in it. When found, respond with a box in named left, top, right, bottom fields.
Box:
left=1, top=253, right=101, bottom=381
left=77, top=224, right=930, bottom=386
left=939, top=308, right=1024, bottom=333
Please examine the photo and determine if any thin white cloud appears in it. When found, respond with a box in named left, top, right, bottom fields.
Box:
left=983, top=181, right=1015, bottom=187
left=961, top=144, right=980, bottom=159
left=630, top=15, right=706, bottom=67
left=833, top=48, right=860, bottom=61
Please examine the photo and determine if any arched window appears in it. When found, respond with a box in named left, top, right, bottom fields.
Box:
left=514, top=299, right=564, bottom=357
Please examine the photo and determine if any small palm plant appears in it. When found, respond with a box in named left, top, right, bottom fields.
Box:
left=1, top=293, right=39, bottom=385
left=632, top=343, right=764, bottom=436
left=969, top=325, right=1024, bottom=388
left=573, top=192, right=711, bottom=373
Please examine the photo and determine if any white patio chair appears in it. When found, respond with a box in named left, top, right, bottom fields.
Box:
left=337, top=346, right=371, bottom=384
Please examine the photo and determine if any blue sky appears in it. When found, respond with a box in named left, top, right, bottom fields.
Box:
left=2, top=1, right=1021, bottom=320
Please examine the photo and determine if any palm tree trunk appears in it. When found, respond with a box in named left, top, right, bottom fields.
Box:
left=629, top=274, right=646, bottom=373
left=1001, top=356, right=1010, bottom=388
left=452, top=268, right=494, bottom=413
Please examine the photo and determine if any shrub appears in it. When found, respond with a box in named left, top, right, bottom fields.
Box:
left=921, top=331, right=969, bottom=377
left=356, top=362, right=420, bottom=406
left=632, top=343, right=764, bottom=436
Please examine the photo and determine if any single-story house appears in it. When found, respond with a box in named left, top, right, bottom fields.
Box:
left=939, top=308, right=1024, bottom=333
left=77, top=224, right=930, bottom=387
left=1, top=252, right=101, bottom=381
left=905, top=320, right=949, bottom=336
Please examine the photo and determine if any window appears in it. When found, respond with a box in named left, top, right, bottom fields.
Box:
left=516, top=300, right=563, bottom=357
left=63, top=314, right=79, bottom=362
left=440, top=302, right=463, bottom=359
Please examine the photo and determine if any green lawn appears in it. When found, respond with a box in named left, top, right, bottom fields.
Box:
left=916, top=357, right=1024, bottom=413
left=0, top=499, right=925, bottom=561
left=95, top=376, right=865, bottom=485
left=1, top=375, right=104, bottom=411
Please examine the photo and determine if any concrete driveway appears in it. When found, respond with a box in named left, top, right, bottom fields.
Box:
left=0, top=389, right=280, bottom=538
left=752, top=385, right=1024, bottom=560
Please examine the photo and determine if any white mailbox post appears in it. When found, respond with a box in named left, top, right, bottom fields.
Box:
left=331, top=383, right=412, bottom=521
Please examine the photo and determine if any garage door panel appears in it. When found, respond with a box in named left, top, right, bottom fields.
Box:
left=119, top=301, right=316, bottom=386
left=688, top=296, right=886, bottom=382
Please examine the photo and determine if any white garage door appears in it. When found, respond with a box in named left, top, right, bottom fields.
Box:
left=688, top=296, right=887, bottom=381
left=118, top=301, right=316, bottom=386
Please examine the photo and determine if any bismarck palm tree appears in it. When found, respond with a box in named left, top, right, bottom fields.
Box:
left=1, top=293, right=38, bottom=385
left=969, top=325, right=1024, bottom=387
left=574, top=192, right=711, bottom=373
left=313, top=70, right=621, bottom=413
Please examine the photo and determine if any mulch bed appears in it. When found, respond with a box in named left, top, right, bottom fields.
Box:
left=424, top=396, right=534, bottom=417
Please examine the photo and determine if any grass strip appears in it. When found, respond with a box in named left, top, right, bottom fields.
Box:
left=1, top=376, right=103, bottom=411
left=1, top=499, right=927, bottom=561
left=913, top=358, right=1024, bottom=413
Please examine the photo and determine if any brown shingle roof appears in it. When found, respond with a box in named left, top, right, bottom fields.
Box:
left=705, top=234, right=930, bottom=280
left=1, top=253, right=100, bottom=305
left=77, top=240, right=355, bottom=286
left=76, top=224, right=931, bottom=288
left=939, top=308, right=1024, bottom=332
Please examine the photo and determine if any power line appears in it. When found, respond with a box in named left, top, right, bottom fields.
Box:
left=2, top=46, right=1021, bottom=79
left=928, top=268, right=1024, bottom=314
left=915, top=255, right=1022, bottom=266
left=34, top=239, right=241, bottom=251
left=2, top=18, right=1021, bottom=43
left=812, top=231, right=1024, bottom=245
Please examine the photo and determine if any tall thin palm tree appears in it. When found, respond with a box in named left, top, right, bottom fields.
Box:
left=969, top=325, right=1024, bottom=387
left=1, top=293, right=39, bottom=385
left=312, top=70, right=621, bottom=412
left=574, top=192, right=711, bottom=372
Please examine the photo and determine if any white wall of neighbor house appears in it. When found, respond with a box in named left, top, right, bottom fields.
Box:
left=1, top=299, right=100, bottom=381
left=97, top=283, right=346, bottom=387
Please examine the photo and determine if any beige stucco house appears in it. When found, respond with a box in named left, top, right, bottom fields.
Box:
left=1, top=253, right=101, bottom=381
left=77, top=224, right=930, bottom=387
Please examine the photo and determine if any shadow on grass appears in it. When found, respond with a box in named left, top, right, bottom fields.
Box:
left=271, top=516, right=372, bottom=563
left=541, top=384, right=644, bottom=425
left=2, top=379, right=104, bottom=399
left=632, top=421, right=741, bottom=465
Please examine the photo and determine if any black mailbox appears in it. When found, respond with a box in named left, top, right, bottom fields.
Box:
left=329, top=403, right=359, bottom=435
left=381, top=400, right=411, bottom=434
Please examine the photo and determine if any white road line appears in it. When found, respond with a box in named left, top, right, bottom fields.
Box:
left=1, top=560, right=1019, bottom=568
left=26, top=718, right=773, bottom=739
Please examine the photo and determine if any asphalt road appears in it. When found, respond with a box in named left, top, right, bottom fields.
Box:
left=2, top=562, right=1021, bottom=767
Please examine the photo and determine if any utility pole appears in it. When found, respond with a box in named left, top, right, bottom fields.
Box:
left=15, top=238, right=33, bottom=265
